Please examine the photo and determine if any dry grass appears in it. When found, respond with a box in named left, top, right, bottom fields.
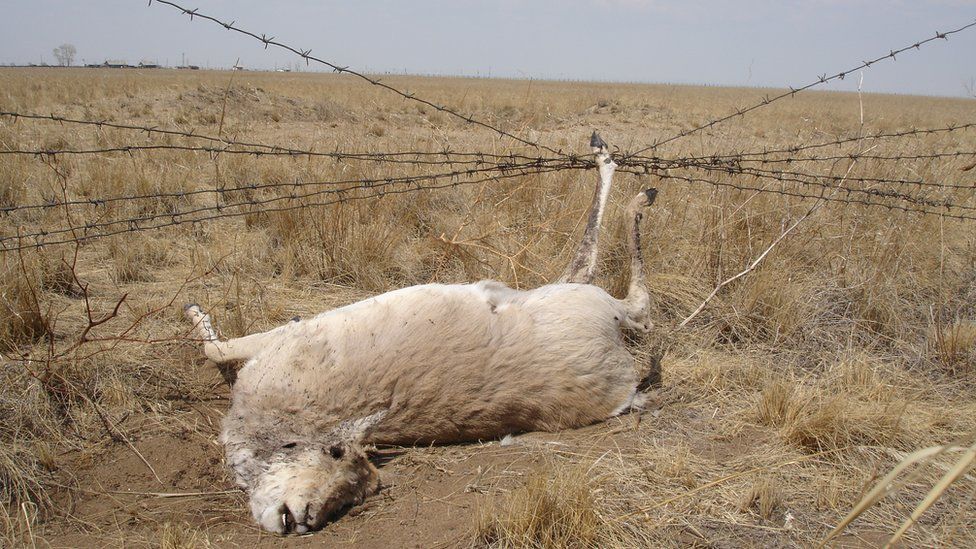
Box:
left=477, top=464, right=601, bottom=548
left=0, top=67, right=975, bottom=546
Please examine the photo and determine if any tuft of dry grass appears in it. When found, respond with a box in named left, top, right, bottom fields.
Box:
left=928, top=320, right=976, bottom=375
left=755, top=366, right=909, bottom=453
left=740, top=476, right=784, bottom=520
left=477, top=464, right=600, bottom=549
left=157, top=521, right=210, bottom=549
left=0, top=255, right=50, bottom=352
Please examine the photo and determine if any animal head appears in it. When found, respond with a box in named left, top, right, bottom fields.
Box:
left=226, top=411, right=387, bottom=534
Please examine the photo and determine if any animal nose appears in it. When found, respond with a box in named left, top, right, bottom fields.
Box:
left=281, top=504, right=296, bottom=533
left=283, top=501, right=315, bottom=534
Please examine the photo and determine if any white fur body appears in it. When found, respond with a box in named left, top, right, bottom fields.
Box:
left=223, top=280, right=638, bottom=452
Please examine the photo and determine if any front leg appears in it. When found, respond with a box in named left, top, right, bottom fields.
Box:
left=184, top=304, right=295, bottom=363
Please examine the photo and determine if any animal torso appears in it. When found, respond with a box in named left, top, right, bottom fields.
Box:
left=226, top=281, right=638, bottom=447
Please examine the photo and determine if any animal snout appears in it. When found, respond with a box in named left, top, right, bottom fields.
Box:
left=258, top=495, right=348, bottom=534
left=258, top=498, right=315, bottom=534
left=283, top=498, right=319, bottom=534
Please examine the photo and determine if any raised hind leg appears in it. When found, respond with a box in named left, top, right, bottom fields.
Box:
left=184, top=304, right=293, bottom=363
left=558, top=131, right=617, bottom=285
left=619, top=188, right=657, bottom=333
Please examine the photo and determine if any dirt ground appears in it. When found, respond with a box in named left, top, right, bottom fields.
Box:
left=34, top=374, right=785, bottom=548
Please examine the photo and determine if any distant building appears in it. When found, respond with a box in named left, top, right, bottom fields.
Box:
left=103, top=60, right=135, bottom=69
left=138, top=61, right=160, bottom=69
left=177, top=65, right=200, bottom=70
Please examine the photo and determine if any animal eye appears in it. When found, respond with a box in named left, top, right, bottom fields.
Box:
left=329, top=445, right=344, bottom=460
left=281, top=442, right=297, bottom=449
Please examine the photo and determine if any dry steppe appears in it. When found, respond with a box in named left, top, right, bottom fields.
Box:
left=1, top=68, right=975, bottom=547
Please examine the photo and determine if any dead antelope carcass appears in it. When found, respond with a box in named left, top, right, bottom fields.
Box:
left=185, top=133, right=658, bottom=534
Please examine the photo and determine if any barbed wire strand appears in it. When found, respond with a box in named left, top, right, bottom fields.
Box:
left=714, top=149, right=976, bottom=166
left=628, top=121, right=976, bottom=163
left=149, top=0, right=561, bottom=155
left=0, top=157, right=589, bottom=215
left=623, top=20, right=976, bottom=157
left=6, top=156, right=972, bottom=252
left=0, top=110, right=556, bottom=165
left=685, top=163, right=976, bottom=212
left=663, top=160, right=976, bottom=191
left=615, top=167, right=976, bottom=222
left=0, top=162, right=575, bottom=251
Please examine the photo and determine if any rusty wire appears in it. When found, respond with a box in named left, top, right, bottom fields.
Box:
left=644, top=158, right=976, bottom=191
left=0, top=156, right=586, bottom=215
left=623, top=20, right=976, bottom=157
left=628, top=121, right=976, bottom=163
left=4, top=153, right=973, bottom=253
left=615, top=167, right=976, bottom=222
left=0, top=160, right=578, bottom=251
left=0, top=5, right=973, bottom=255
left=149, top=0, right=560, bottom=155
left=686, top=163, right=976, bottom=212
left=0, top=110, right=554, bottom=166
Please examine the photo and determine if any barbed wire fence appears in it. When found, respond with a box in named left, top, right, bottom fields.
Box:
left=1, top=2, right=974, bottom=369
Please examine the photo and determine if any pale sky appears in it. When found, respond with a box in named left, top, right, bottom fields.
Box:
left=1, top=0, right=975, bottom=97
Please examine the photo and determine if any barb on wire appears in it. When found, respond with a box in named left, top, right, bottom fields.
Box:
left=623, top=20, right=976, bottom=157
left=712, top=149, right=976, bottom=168
left=687, top=163, right=976, bottom=212
left=0, top=110, right=553, bottom=166
left=0, top=160, right=580, bottom=252
left=631, top=121, right=976, bottom=164
left=0, top=157, right=579, bottom=215
left=615, top=167, right=976, bottom=222
left=148, top=0, right=560, bottom=155
left=662, top=157, right=976, bottom=191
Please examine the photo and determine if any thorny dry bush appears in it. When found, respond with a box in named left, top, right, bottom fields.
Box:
left=1, top=68, right=975, bottom=546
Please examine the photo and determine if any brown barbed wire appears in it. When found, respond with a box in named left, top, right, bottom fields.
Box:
left=5, top=155, right=973, bottom=253
left=0, top=155, right=616, bottom=215
left=686, top=163, right=976, bottom=212
left=615, top=167, right=976, bottom=222
left=622, top=20, right=976, bottom=158
left=629, top=121, right=976, bottom=163
left=0, top=143, right=552, bottom=166
left=716, top=149, right=976, bottom=166
left=661, top=159, right=976, bottom=191
left=2, top=5, right=974, bottom=253
left=149, top=0, right=561, bottom=155
left=3, top=141, right=972, bottom=238
left=0, top=160, right=580, bottom=251
left=0, top=110, right=555, bottom=165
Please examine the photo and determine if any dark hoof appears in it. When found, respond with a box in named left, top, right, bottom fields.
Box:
left=590, top=131, right=607, bottom=149
left=644, top=188, right=658, bottom=205
left=291, top=316, right=301, bottom=323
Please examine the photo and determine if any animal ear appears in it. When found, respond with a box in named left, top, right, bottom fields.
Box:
left=331, top=410, right=387, bottom=444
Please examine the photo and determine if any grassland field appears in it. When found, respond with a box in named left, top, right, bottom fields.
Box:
left=1, top=67, right=975, bottom=547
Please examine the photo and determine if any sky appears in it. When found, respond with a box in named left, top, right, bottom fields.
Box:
left=1, top=0, right=975, bottom=97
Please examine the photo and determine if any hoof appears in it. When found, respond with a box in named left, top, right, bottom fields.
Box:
left=184, top=303, right=204, bottom=321
left=643, top=188, right=658, bottom=206
left=590, top=131, right=608, bottom=150
left=291, top=316, right=301, bottom=323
